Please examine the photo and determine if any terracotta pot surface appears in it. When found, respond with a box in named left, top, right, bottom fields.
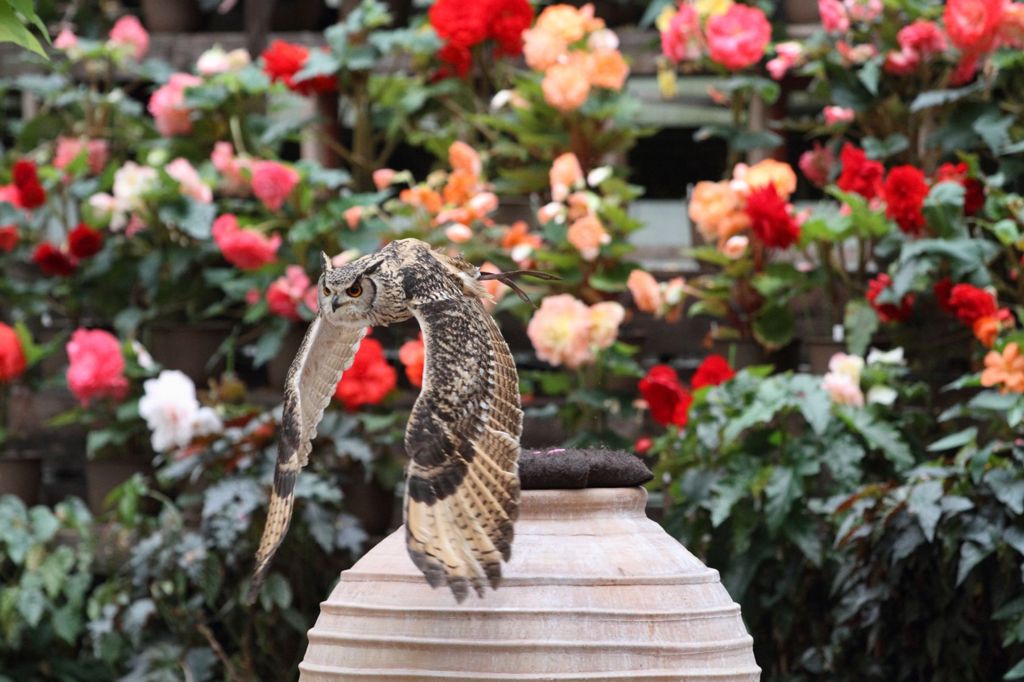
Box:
left=300, top=487, right=760, bottom=681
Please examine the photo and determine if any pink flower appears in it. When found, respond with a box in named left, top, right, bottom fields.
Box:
left=373, top=168, right=397, bottom=189
left=445, top=223, right=473, bottom=243
left=550, top=152, right=584, bottom=202
left=837, top=40, right=877, bottom=63
left=945, top=0, right=1005, bottom=54
left=661, top=5, right=702, bottom=63
left=148, top=73, right=202, bottom=137
left=54, top=28, right=78, bottom=51
left=822, top=371, right=864, bottom=406
left=66, top=329, right=129, bottom=406
left=824, top=105, right=855, bottom=125
left=950, top=52, right=981, bottom=86
left=722, top=235, right=749, bottom=258
left=798, top=143, right=836, bottom=187
left=344, top=205, right=362, bottom=229
left=767, top=42, right=804, bottom=80
left=165, top=158, right=212, bottom=204
left=844, top=0, right=882, bottom=23
left=1000, top=3, right=1024, bottom=48
left=705, top=4, right=771, bottom=70
left=54, top=137, right=109, bottom=175
left=108, top=16, right=149, bottom=61
left=818, top=0, right=850, bottom=33
left=526, top=294, right=594, bottom=369
left=251, top=161, right=300, bottom=211
left=267, top=266, right=312, bottom=321
left=898, top=20, right=948, bottom=56
left=211, top=142, right=251, bottom=194
left=211, top=214, right=280, bottom=270
left=884, top=49, right=920, bottom=75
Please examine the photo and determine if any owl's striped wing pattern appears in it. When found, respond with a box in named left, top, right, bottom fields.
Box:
left=404, top=294, right=523, bottom=602
left=247, top=318, right=366, bottom=603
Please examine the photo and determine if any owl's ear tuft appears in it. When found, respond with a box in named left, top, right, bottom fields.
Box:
left=320, top=251, right=332, bottom=273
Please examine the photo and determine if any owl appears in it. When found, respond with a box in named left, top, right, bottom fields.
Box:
left=248, top=238, right=526, bottom=603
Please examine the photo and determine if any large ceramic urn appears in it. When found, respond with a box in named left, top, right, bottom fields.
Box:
left=300, top=451, right=760, bottom=681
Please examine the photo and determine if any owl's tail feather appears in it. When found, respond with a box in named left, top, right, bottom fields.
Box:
left=478, top=270, right=561, bottom=307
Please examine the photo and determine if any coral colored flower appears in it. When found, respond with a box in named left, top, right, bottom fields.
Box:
left=884, top=49, right=920, bottom=75
left=344, top=205, right=362, bottom=229
left=639, top=365, right=692, bottom=427
left=251, top=161, right=300, bottom=211
left=261, top=40, right=336, bottom=94
left=818, top=0, right=850, bottom=33
left=33, top=243, right=76, bottom=276
left=588, top=301, right=625, bottom=351
left=945, top=0, right=1005, bottom=54
left=478, top=261, right=509, bottom=306
left=267, top=266, right=312, bottom=321
left=54, top=137, right=109, bottom=175
left=501, top=221, right=543, bottom=263
left=527, top=294, right=594, bottom=369
left=373, top=168, right=397, bottom=190
left=589, top=49, right=629, bottom=90
left=706, top=4, right=771, bottom=70
left=534, top=3, right=599, bottom=43
left=867, top=273, right=914, bottom=323
left=824, top=106, right=855, bottom=125
left=973, top=309, right=1013, bottom=347
left=822, top=371, right=864, bottom=406
left=148, top=73, right=202, bottom=137
left=722, top=234, right=749, bottom=258
left=837, top=143, right=884, bottom=200
left=691, top=354, right=735, bottom=389
left=799, top=143, right=835, bottom=187
left=445, top=223, right=473, bottom=243
left=166, top=158, right=212, bottom=204
left=550, top=153, right=584, bottom=202
left=689, top=180, right=748, bottom=243
left=542, top=61, right=592, bottom=112
left=981, top=342, right=1024, bottom=393
left=68, top=223, right=103, bottom=259
left=0, top=225, right=17, bottom=252
left=108, top=16, right=149, bottom=61
left=0, top=323, right=26, bottom=382
left=139, top=370, right=222, bottom=452
left=568, top=214, right=610, bottom=261
left=399, top=334, right=425, bottom=388
left=837, top=40, right=877, bottom=63
left=948, top=283, right=998, bottom=326
left=334, top=336, right=398, bottom=410
left=742, top=159, right=798, bottom=199
left=661, top=5, right=703, bottom=63
left=634, top=437, right=652, bottom=455
left=212, top=214, right=281, bottom=270
left=66, top=328, right=129, bottom=406
left=936, top=162, right=985, bottom=215
left=400, top=186, right=444, bottom=214
left=883, top=165, right=929, bottom=236
left=523, top=27, right=568, bottom=70
left=1000, top=3, right=1024, bottom=47
left=449, top=141, right=482, bottom=177
left=628, top=270, right=661, bottom=314
left=746, top=185, right=800, bottom=249
left=767, top=41, right=804, bottom=80
left=898, top=20, right=948, bottom=56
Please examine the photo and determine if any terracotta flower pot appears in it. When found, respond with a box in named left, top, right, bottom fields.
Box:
left=301, top=487, right=760, bottom=681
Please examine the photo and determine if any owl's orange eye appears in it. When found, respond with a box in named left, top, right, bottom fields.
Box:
left=346, top=283, right=362, bottom=298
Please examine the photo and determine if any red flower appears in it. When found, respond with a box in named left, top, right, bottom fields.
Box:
left=837, top=143, right=884, bottom=200
left=17, top=182, right=46, bottom=209
left=261, top=40, right=336, bottom=95
left=945, top=0, right=1004, bottom=54
left=430, top=0, right=489, bottom=49
left=933, top=277, right=956, bottom=313
left=691, top=354, right=736, bottom=390
left=0, top=322, right=27, bottom=383
left=639, top=365, right=693, bottom=428
left=948, top=283, right=997, bottom=326
left=12, top=160, right=38, bottom=188
left=883, top=165, right=929, bottom=236
left=488, top=0, right=534, bottom=55
left=867, top=273, right=915, bottom=323
left=68, top=223, right=103, bottom=259
left=32, top=243, right=77, bottom=276
left=334, top=336, right=398, bottom=410
left=0, top=225, right=17, bottom=252
left=746, top=184, right=800, bottom=249
left=936, top=162, right=985, bottom=215
left=398, top=334, right=425, bottom=388
left=634, top=437, right=653, bottom=455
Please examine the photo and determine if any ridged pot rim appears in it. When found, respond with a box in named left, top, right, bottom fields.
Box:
left=518, top=487, right=647, bottom=518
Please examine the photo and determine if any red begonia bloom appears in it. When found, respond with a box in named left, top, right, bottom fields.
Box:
left=639, top=365, right=693, bottom=428
left=334, top=336, right=398, bottom=410
left=883, top=165, right=929, bottom=236
left=691, top=355, right=736, bottom=390
left=867, top=273, right=915, bottom=323
left=746, top=184, right=800, bottom=249
left=837, top=143, right=884, bottom=200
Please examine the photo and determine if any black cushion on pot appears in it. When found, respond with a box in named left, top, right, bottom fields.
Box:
left=519, top=448, right=653, bottom=490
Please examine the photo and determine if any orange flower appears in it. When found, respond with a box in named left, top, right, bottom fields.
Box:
left=550, top=152, right=584, bottom=202
left=981, top=342, right=1024, bottom=393
left=740, top=158, right=798, bottom=199
left=567, top=213, right=609, bottom=261
left=567, top=191, right=592, bottom=221
left=534, top=3, right=602, bottom=43
left=343, top=205, right=362, bottom=229
left=442, top=168, right=478, bottom=206
left=542, top=61, right=591, bottom=112
left=627, top=269, right=661, bottom=314
left=448, top=141, right=482, bottom=177
left=400, top=185, right=443, bottom=215
left=973, top=309, right=1014, bottom=348
left=523, top=27, right=567, bottom=70
left=589, top=49, right=629, bottom=90
left=688, top=180, right=748, bottom=242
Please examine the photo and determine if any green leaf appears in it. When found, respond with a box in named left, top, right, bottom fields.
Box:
left=909, top=80, right=986, bottom=112
left=957, top=541, right=992, bottom=586
left=907, top=480, right=943, bottom=542
left=973, top=110, right=1014, bottom=155
left=861, top=133, right=909, bottom=160
left=1005, top=658, right=1024, bottom=680
left=844, top=299, right=878, bottom=357
left=764, top=467, right=799, bottom=534
left=928, top=427, right=977, bottom=452
left=15, top=585, right=45, bottom=627
left=985, top=469, right=1024, bottom=515
left=0, top=1, right=47, bottom=57
left=752, top=303, right=794, bottom=351
left=839, top=407, right=914, bottom=470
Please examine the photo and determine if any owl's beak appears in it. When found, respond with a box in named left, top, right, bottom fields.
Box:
left=331, top=295, right=342, bottom=312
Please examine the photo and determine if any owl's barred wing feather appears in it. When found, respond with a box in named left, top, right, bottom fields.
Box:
left=247, top=319, right=366, bottom=604
left=404, top=295, right=522, bottom=602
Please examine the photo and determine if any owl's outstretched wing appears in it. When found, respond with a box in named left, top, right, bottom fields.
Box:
left=404, top=294, right=523, bottom=602
left=247, top=318, right=366, bottom=604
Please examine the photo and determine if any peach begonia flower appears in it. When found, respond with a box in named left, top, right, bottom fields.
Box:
left=722, top=234, right=749, bottom=258
left=589, top=49, right=629, bottom=90
left=740, top=158, right=798, bottom=199
left=542, top=60, right=592, bottom=113
left=567, top=213, right=610, bottom=261
left=442, top=168, right=479, bottom=206
left=627, top=270, right=661, bottom=314
left=523, top=27, right=568, bottom=71
left=828, top=352, right=864, bottom=384
left=567, top=192, right=593, bottom=221
left=478, top=261, right=509, bottom=309
left=981, top=342, right=1024, bottom=393
left=344, top=205, right=362, bottom=229
left=445, top=223, right=473, bottom=243
left=688, top=180, right=749, bottom=243
left=589, top=301, right=625, bottom=351
left=400, top=186, right=444, bottom=215
left=550, top=153, right=585, bottom=202
left=534, top=3, right=603, bottom=44
left=449, top=141, right=482, bottom=177
left=527, top=294, right=595, bottom=369
left=373, top=168, right=397, bottom=189
left=502, top=221, right=543, bottom=263
left=822, top=371, right=864, bottom=406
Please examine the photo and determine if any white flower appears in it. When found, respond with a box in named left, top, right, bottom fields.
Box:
left=586, top=166, right=612, bottom=187
left=130, top=340, right=156, bottom=371
left=139, top=370, right=222, bottom=452
left=827, top=352, right=864, bottom=384
left=113, top=162, right=158, bottom=207
left=196, top=46, right=251, bottom=76
left=867, top=347, right=905, bottom=366
left=587, top=28, right=620, bottom=51
left=866, top=385, right=898, bottom=406
left=822, top=372, right=864, bottom=407
left=723, top=235, right=749, bottom=259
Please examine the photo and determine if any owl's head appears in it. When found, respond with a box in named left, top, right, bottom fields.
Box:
left=317, top=251, right=411, bottom=327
